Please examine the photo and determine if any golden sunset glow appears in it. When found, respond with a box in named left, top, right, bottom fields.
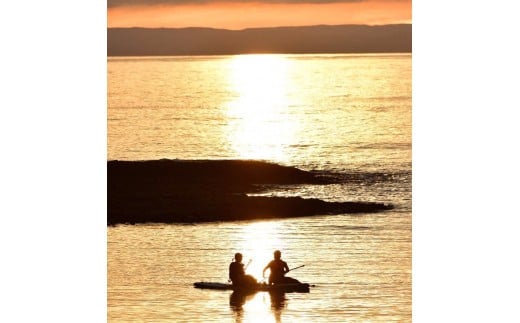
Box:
left=107, top=0, right=413, bottom=318
left=108, top=1, right=411, bottom=29
left=225, top=55, right=297, bottom=162
left=241, top=292, right=281, bottom=322
left=235, top=220, right=285, bottom=280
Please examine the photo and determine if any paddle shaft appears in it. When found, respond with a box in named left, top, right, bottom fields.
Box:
left=244, top=259, right=252, bottom=270
left=263, top=264, right=305, bottom=278
left=287, top=264, right=305, bottom=273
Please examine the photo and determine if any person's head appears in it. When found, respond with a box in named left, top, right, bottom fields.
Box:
left=274, top=250, right=281, bottom=260
left=234, top=253, right=243, bottom=262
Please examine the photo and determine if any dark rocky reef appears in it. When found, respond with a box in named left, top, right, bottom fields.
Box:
left=108, top=159, right=392, bottom=225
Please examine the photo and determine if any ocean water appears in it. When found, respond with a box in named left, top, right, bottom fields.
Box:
left=108, top=53, right=411, bottom=322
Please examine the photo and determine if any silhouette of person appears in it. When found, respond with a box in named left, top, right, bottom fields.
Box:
left=262, top=250, right=301, bottom=285
left=229, top=253, right=257, bottom=287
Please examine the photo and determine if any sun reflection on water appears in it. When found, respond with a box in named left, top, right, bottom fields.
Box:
left=230, top=290, right=287, bottom=323
left=233, top=221, right=286, bottom=282
left=226, top=54, right=298, bottom=162
left=227, top=220, right=292, bottom=322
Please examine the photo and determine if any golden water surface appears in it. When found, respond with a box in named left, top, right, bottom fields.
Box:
left=108, top=54, right=411, bottom=171
left=108, top=54, right=411, bottom=322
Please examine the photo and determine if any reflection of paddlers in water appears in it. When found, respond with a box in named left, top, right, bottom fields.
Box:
left=262, top=250, right=301, bottom=285
left=229, top=253, right=257, bottom=287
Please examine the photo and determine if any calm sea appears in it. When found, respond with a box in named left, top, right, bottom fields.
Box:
left=108, top=53, right=411, bottom=322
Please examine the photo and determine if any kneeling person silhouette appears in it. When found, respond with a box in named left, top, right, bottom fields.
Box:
left=262, top=250, right=301, bottom=285
left=229, top=253, right=257, bottom=287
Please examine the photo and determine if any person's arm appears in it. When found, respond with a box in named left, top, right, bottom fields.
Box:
left=283, top=261, right=289, bottom=273
left=262, top=261, right=271, bottom=277
left=229, top=263, right=234, bottom=280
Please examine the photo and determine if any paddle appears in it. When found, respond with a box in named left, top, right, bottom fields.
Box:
left=287, top=264, right=305, bottom=273
left=262, top=264, right=305, bottom=278
left=261, top=264, right=306, bottom=285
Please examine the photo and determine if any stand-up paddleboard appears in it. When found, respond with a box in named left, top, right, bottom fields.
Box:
left=193, top=282, right=311, bottom=293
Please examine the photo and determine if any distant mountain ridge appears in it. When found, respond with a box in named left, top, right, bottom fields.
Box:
left=108, top=24, right=411, bottom=56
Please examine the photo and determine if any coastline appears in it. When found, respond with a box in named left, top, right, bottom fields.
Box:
left=107, top=24, right=411, bottom=56
left=108, top=159, right=393, bottom=225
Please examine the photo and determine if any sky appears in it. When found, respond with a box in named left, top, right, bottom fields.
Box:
left=3, top=1, right=520, bottom=322
left=107, top=0, right=411, bottom=29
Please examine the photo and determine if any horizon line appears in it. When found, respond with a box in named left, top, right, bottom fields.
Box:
left=107, top=23, right=412, bottom=32
left=108, top=52, right=412, bottom=58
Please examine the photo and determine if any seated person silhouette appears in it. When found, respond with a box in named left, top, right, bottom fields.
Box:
left=262, top=250, right=301, bottom=285
left=229, top=253, right=257, bottom=287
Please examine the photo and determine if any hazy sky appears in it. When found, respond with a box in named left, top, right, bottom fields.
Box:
left=107, top=0, right=411, bottom=29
